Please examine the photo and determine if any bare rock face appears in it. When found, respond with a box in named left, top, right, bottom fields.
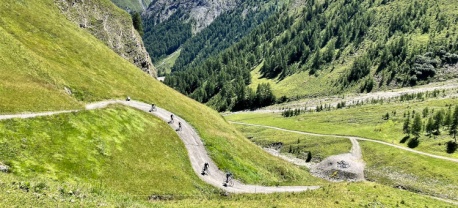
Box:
left=55, top=0, right=157, bottom=77
left=144, top=0, right=237, bottom=33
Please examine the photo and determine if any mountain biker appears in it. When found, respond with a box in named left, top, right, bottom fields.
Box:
left=149, top=103, right=156, bottom=112
left=201, top=162, right=209, bottom=175
left=170, top=114, right=174, bottom=123
left=224, top=172, right=232, bottom=186
left=178, top=122, right=182, bottom=131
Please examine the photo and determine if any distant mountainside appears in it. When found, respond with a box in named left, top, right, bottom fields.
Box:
left=56, top=0, right=156, bottom=76
left=164, top=0, right=458, bottom=111
left=111, top=0, right=153, bottom=12
left=142, top=0, right=277, bottom=74
left=143, top=0, right=237, bottom=33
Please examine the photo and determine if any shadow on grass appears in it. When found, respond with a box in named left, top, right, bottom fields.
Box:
left=446, top=141, right=457, bottom=154
left=400, top=135, right=410, bottom=144
left=407, top=138, right=419, bottom=148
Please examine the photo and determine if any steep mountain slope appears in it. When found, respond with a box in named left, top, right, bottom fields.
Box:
left=143, top=0, right=278, bottom=76
left=165, top=0, right=458, bottom=111
left=144, top=0, right=237, bottom=33
left=0, top=0, right=321, bottom=203
left=56, top=0, right=156, bottom=76
left=0, top=106, right=214, bottom=196
left=141, top=0, right=240, bottom=65
left=110, top=0, right=153, bottom=12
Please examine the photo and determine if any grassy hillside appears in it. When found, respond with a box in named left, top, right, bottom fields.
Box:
left=110, top=0, right=152, bottom=11
left=156, top=182, right=453, bottom=207
left=0, top=0, right=324, bottom=194
left=0, top=106, right=214, bottom=196
left=2, top=0, right=457, bottom=206
left=155, top=49, right=182, bottom=76
left=230, top=116, right=458, bottom=201
left=226, top=97, right=458, bottom=157
left=235, top=124, right=352, bottom=162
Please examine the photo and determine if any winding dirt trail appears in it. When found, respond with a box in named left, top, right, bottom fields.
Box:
left=230, top=122, right=458, bottom=163
left=231, top=79, right=458, bottom=114
left=0, top=100, right=319, bottom=193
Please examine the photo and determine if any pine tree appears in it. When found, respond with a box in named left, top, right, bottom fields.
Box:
left=311, top=50, right=321, bottom=71
left=426, top=117, right=434, bottom=136
left=403, top=116, right=411, bottom=135
left=433, top=110, right=444, bottom=135
left=444, top=106, right=452, bottom=129
left=450, top=105, right=458, bottom=143
left=131, top=12, right=144, bottom=36
left=411, top=113, right=422, bottom=138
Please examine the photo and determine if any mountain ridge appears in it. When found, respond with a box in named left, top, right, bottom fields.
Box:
left=144, top=0, right=238, bottom=33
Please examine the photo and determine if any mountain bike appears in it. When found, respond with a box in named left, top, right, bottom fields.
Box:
left=223, top=174, right=234, bottom=187
left=201, top=164, right=210, bottom=176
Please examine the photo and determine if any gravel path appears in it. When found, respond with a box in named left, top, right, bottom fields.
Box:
left=0, top=100, right=319, bottom=193
left=239, top=121, right=366, bottom=182
left=230, top=122, right=458, bottom=163
left=228, top=79, right=458, bottom=114
left=309, top=135, right=365, bottom=182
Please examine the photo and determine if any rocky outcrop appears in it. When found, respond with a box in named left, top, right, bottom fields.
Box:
left=144, top=0, right=237, bottom=33
left=55, top=0, right=157, bottom=77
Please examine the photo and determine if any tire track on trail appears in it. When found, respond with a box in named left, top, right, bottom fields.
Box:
left=0, top=100, right=319, bottom=193
left=230, top=121, right=458, bottom=163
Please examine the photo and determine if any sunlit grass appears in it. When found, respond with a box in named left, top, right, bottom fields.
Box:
left=153, top=182, right=454, bottom=207
left=226, top=98, right=458, bottom=158
left=0, top=0, right=322, bottom=187
left=155, top=49, right=181, bottom=76
left=0, top=105, right=215, bottom=196
left=232, top=122, right=458, bottom=201
left=234, top=125, right=351, bottom=161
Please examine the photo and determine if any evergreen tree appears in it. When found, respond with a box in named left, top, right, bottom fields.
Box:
left=444, top=106, right=452, bottom=129
left=433, top=110, right=444, bottom=135
left=311, top=50, right=321, bottom=72
left=411, top=113, right=422, bottom=138
left=403, top=116, right=411, bottom=135
left=426, top=117, right=434, bottom=136
left=450, top=105, right=458, bottom=143
left=422, top=107, right=429, bottom=118
left=131, top=12, right=143, bottom=36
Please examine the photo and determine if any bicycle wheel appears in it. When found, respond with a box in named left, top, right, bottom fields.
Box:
left=228, top=179, right=234, bottom=187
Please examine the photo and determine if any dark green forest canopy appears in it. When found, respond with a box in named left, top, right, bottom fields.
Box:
left=164, top=0, right=458, bottom=112
left=171, top=2, right=277, bottom=72
left=142, top=10, right=192, bottom=62
left=142, top=0, right=276, bottom=65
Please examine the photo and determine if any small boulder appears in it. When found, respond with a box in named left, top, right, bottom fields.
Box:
left=0, top=162, right=10, bottom=173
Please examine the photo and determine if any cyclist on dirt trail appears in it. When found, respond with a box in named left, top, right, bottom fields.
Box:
left=178, top=122, right=182, bottom=131
left=224, top=172, right=232, bottom=185
left=149, top=103, right=156, bottom=112
left=170, top=114, right=174, bottom=124
left=201, top=162, right=209, bottom=175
